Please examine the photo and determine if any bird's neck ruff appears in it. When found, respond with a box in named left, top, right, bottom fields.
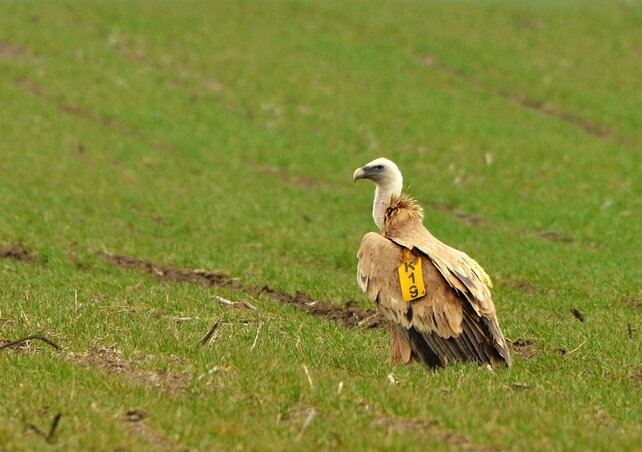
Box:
left=381, top=194, right=424, bottom=235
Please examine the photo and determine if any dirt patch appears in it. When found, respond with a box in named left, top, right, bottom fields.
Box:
left=280, top=403, right=315, bottom=426
left=258, top=286, right=385, bottom=329
left=621, top=296, right=642, bottom=309
left=0, top=243, right=36, bottom=262
left=15, top=76, right=49, bottom=98
left=418, top=54, right=637, bottom=147
left=426, top=201, right=488, bottom=227
left=102, top=252, right=385, bottom=330
left=116, top=42, right=225, bottom=94
left=102, top=252, right=241, bottom=289
left=502, top=92, right=627, bottom=143
left=280, top=403, right=317, bottom=441
left=0, top=41, right=29, bottom=58
left=117, top=45, right=161, bottom=68
left=630, top=371, right=642, bottom=387
left=374, top=414, right=501, bottom=451
left=124, top=409, right=187, bottom=451
left=71, top=348, right=189, bottom=394
left=514, top=16, right=543, bottom=30
left=538, top=230, right=575, bottom=244
left=508, top=338, right=540, bottom=359
left=504, top=278, right=538, bottom=294
left=252, top=164, right=331, bottom=190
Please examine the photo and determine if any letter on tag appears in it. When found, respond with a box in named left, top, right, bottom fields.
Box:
left=398, top=249, right=426, bottom=302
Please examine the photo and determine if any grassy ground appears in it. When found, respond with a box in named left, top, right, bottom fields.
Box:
left=1, top=0, right=640, bottom=450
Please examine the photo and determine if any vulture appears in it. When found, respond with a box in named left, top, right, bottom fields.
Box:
left=353, top=158, right=511, bottom=368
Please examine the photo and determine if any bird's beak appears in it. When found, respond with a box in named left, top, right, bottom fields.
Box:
left=353, top=167, right=367, bottom=182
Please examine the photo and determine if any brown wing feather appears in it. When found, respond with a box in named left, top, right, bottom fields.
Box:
left=357, top=232, right=411, bottom=329
left=382, top=195, right=496, bottom=318
left=357, top=196, right=511, bottom=368
left=412, top=245, right=510, bottom=366
left=387, top=222, right=495, bottom=317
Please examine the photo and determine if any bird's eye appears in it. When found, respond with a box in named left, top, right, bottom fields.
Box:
left=375, top=165, right=384, bottom=170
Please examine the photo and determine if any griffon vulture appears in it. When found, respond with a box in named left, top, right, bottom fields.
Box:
left=354, top=158, right=511, bottom=368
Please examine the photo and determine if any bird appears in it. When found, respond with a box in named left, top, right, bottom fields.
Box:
left=353, top=157, right=511, bottom=368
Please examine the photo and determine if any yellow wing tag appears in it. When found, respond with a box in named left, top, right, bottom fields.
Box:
left=398, top=249, right=426, bottom=302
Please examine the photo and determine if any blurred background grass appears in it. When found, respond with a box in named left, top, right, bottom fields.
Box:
left=0, top=1, right=640, bottom=450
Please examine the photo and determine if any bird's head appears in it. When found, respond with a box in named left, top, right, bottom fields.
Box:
left=353, top=157, right=403, bottom=194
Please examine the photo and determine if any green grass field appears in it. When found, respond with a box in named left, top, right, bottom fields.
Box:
left=1, top=0, right=641, bottom=450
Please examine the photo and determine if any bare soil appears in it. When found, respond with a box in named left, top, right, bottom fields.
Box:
left=538, top=230, right=575, bottom=244
left=508, top=338, right=540, bottom=359
left=252, top=164, right=331, bottom=190
left=0, top=41, right=28, bottom=58
left=622, top=296, right=642, bottom=309
left=504, top=278, right=539, bottom=294
left=123, top=409, right=188, bottom=451
left=426, top=201, right=489, bottom=227
left=102, top=252, right=241, bottom=289
left=70, top=348, right=189, bottom=394
left=102, top=252, right=385, bottom=330
left=374, top=414, right=501, bottom=451
left=0, top=243, right=36, bottom=262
